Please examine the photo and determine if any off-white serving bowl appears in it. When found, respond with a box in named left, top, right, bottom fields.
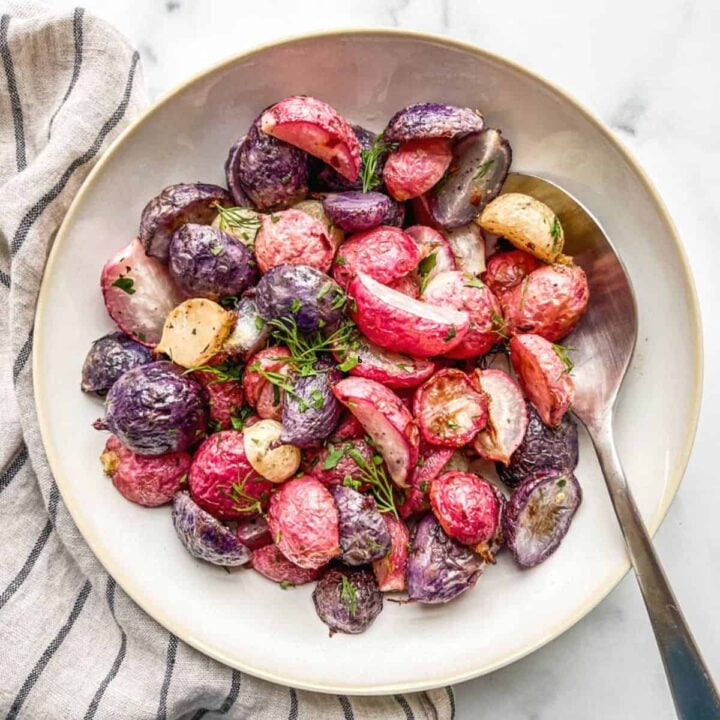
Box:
left=34, top=30, right=702, bottom=694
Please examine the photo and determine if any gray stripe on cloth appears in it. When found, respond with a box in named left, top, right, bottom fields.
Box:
left=289, top=687, right=298, bottom=720
left=445, top=687, right=456, bottom=720
left=0, top=482, right=59, bottom=610
left=0, top=443, right=27, bottom=493
left=0, top=268, right=9, bottom=287
left=82, top=577, right=128, bottom=720
left=189, top=670, right=242, bottom=719
left=395, top=694, right=415, bottom=720
left=10, top=50, right=139, bottom=256
left=12, top=327, right=32, bottom=381
left=47, top=7, right=84, bottom=138
left=338, top=695, right=355, bottom=719
left=156, top=634, right=178, bottom=720
left=6, top=579, right=92, bottom=720
left=0, top=14, right=26, bottom=171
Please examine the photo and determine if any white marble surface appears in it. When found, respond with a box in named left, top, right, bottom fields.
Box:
left=41, top=0, right=720, bottom=717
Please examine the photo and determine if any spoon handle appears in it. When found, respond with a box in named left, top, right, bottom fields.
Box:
left=589, top=415, right=720, bottom=719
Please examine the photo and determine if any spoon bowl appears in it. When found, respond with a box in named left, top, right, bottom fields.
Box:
left=504, top=172, right=719, bottom=719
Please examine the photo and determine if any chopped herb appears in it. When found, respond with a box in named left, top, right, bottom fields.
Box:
left=340, top=575, right=358, bottom=615
left=337, top=354, right=359, bottom=373
left=227, top=471, right=264, bottom=515
left=417, top=251, right=438, bottom=294
left=136, top=331, right=146, bottom=342
left=290, top=298, right=302, bottom=314
left=446, top=419, right=460, bottom=430
left=254, top=315, right=266, bottom=331
left=551, top=343, right=575, bottom=374
left=213, top=203, right=261, bottom=245
left=316, top=283, right=332, bottom=300
left=419, top=480, right=428, bottom=493
left=416, top=456, right=425, bottom=467
left=309, top=389, right=325, bottom=410
left=210, top=245, right=224, bottom=256
left=335, top=255, right=347, bottom=266
left=330, top=290, right=347, bottom=311
left=464, top=275, right=485, bottom=289
left=111, top=275, right=135, bottom=295
left=220, top=296, right=239, bottom=310
left=280, top=174, right=292, bottom=186
left=208, top=419, right=223, bottom=433
left=443, top=325, right=457, bottom=342
left=343, top=475, right=362, bottom=490
left=187, top=360, right=243, bottom=383
left=323, top=445, right=346, bottom=470
left=557, top=478, right=567, bottom=488
left=344, top=446, right=398, bottom=517
left=178, top=473, right=188, bottom=486
left=359, top=133, right=396, bottom=193
left=491, top=311, right=508, bottom=338
left=230, top=405, right=254, bottom=431
left=549, top=215, right=562, bottom=245
left=473, top=159, right=494, bottom=180
left=279, top=580, right=294, bottom=590
left=270, top=214, right=280, bottom=223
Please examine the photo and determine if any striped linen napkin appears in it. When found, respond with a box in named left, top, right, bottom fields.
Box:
left=0, top=3, right=455, bottom=718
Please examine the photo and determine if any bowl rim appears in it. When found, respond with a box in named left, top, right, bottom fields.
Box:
left=33, top=28, right=704, bottom=695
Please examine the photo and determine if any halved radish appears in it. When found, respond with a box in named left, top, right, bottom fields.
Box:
left=482, top=249, right=543, bottom=301
left=510, top=334, right=575, bottom=426
left=383, top=138, right=453, bottom=201
left=334, top=335, right=435, bottom=389
left=155, top=299, right=235, bottom=369
left=469, top=368, right=528, bottom=464
left=101, top=238, right=185, bottom=347
left=422, top=270, right=502, bottom=359
left=255, top=209, right=335, bottom=273
left=332, top=226, right=420, bottom=289
left=443, top=223, right=486, bottom=275
left=243, top=346, right=291, bottom=421
left=405, top=225, right=456, bottom=291
left=260, top=96, right=361, bottom=181
left=372, top=514, right=411, bottom=592
left=348, top=272, right=470, bottom=357
left=414, top=369, right=488, bottom=447
left=332, top=377, right=420, bottom=488
left=387, top=274, right=420, bottom=298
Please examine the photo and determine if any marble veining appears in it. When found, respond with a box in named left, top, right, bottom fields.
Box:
left=33, top=0, right=720, bottom=717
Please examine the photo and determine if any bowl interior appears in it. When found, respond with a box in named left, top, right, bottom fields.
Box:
left=34, top=31, right=701, bottom=694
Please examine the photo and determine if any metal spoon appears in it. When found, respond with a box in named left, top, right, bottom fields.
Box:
left=502, top=173, right=719, bottom=719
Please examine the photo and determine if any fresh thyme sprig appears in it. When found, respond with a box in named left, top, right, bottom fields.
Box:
left=214, top=203, right=261, bottom=245
left=186, top=360, right=243, bottom=383
left=340, top=575, right=358, bottom=615
left=551, top=343, right=575, bottom=374
left=359, top=134, right=396, bottom=193
left=226, top=471, right=267, bottom=515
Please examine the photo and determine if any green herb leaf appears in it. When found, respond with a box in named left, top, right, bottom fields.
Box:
left=359, top=133, right=397, bottom=193
left=343, top=475, right=362, bottom=490
left=323, top=445, right=347, bottom=470
left=290, top=298, right=302, bottom=314
left=473, top=159, right=494, bottom=180
left=464, top=275, right=485, bottom=289
left=340, top=575, right=358, bottom=615
left=270, top=213, right=280, bottom=223
left=549, top=215, right=562, bottom=244
left=417, top=251, right=438, bottom=294
left=443, top=325, right=457, bottom=342
left=551, top=343, right=575, bottom=374
left=220, top=296, right=239, bottom=310
left=557, top=478, right=567, bottom=488
left=111, top=275, right=135, bottom=295
left=230, top=405, right=254, bottom=431
left=254, top=315, right=265, bottom=331
left=419, top=480, right=428, bottom=493
left=280, top=175, right=292, bottom=186
left=213, top=203, right=261, bottom=246
left=210, top=245, right=224, bottom=256
left=309, top=389, right=325, bottom=410
left=337, top=354, right=359, bottom=373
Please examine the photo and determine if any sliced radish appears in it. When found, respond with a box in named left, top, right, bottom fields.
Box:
left=101, top=238, right=185, bottom=347
left=372, top=514, right=411, bottom=592
left=422, top=270, right=502, bottom=359
left=414, top=369, right=489, bottom=447
left=155, top=299, right=235, bottom=369
left=510, top=334, right=575, bottom=426
left=332, top=226, right=420, bottom=289
left=348, top=272, right=469, bottom=357
left=443, top=223, right=486, bottom=275
left=332, top=377, right=420, bottom=488
left=469, top=368, right=528, bottom=464
left=260, top=96, right=361, bottom=181
left=334, top=335, right=435, bottom=389
left=243, top=346, right=291, bottom=421
left=410, top=441, right=455, bottom=492
left=387, top=274, right=420, bottom=298
left=383, top=138, right=453, bottom=201
left=405, top=225, right=456, bottom=291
